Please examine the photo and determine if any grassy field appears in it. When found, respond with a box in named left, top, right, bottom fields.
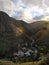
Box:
left=0, top=56, right=46, bottom=65
left=0, top=60, right=38, bottom=65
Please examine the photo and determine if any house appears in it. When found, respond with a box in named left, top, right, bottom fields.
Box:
left=13, top=49, right=24, bottom=57
left=25, top=49, right=34, bottom=56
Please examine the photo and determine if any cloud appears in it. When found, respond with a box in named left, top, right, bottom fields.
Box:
left=11, top=0, right=17, bottom=4
left=30, top=8, right=44, bottom=20
left=0, top=1, right=4, bottom=10
left=12, top=10, right=23, bottom=20
left=0, top=0, right=49, bottom=23
left=0, top=0, right=12, bottom=16
left=22, top=0, right=43, bottom=8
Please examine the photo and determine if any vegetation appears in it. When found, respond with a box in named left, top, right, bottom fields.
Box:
left=0, top=11, right=49, bottom=65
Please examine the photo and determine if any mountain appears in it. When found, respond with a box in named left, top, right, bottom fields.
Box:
left=30, top=21, right=49, bottom=41
left=0, top=11, right=32, bottom=57
left=29, top=21, right=47, bottom=34
left=29, top=21, right=49, bottom=52
left=0, top=11, right=49, bottom=57
left=10, top=18, right=31, bottom=35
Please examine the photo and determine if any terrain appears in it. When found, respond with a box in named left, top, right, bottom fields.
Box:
left=0, top=11, right=49, bottom=65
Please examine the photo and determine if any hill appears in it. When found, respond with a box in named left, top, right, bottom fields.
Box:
left=0, top=11, right=32, bottom=57
left=29, top=21, right=49, bottom=41
left=29, top=21, right=49, bottom=53
left=0, top=11, right=49, bottom=62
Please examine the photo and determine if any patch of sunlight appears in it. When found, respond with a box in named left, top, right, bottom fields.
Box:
left=10, top=23, right=24, bottom=36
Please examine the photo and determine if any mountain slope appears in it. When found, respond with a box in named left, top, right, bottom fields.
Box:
left=29, top=21, right=49, bottom=52
left=0, top=11, right=49, bottom=57
left=0, top=11, right=32, bottom=57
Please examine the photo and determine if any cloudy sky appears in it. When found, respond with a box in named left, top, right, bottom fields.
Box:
left=0, top=0, right=49, bottom=23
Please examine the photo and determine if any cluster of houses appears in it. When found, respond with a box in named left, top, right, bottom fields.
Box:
left=13, top=48, right=37, bottom=57
left=13, top=41, right=39, bottom=61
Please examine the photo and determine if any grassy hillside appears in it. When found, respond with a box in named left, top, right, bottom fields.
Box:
left=30, top=21, right=49, bottom=53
